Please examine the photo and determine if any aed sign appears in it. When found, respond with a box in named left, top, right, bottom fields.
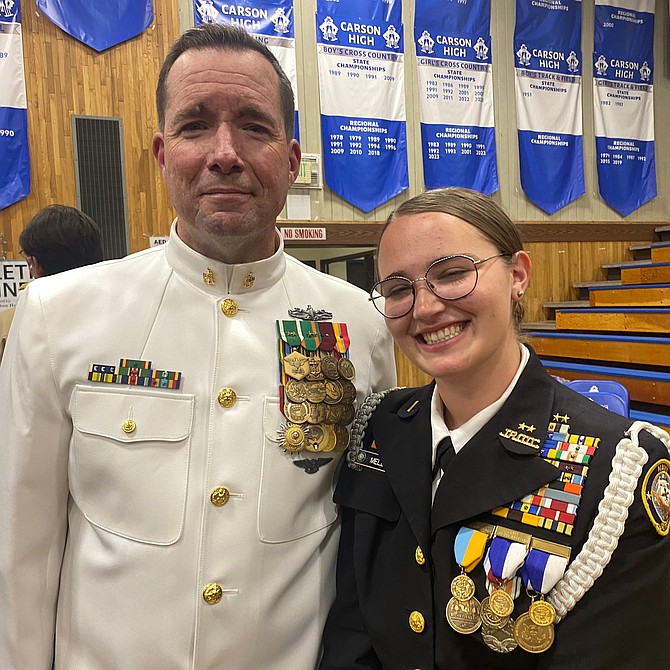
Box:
left=280, top=227, right=327, bottom=241
left=0, top=260, right=30, bottom=310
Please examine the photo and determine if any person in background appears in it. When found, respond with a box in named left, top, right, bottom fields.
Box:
left=320, top=187, right=670, bottom=670
left=0, top=204, right=103, bottom=364
left=0, top=23, right=396, bottom=670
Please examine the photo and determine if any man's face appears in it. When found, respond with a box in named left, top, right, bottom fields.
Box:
left=152, top=48, right=300, bottom=263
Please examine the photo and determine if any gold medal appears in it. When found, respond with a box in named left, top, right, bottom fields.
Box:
left=337, top=357, right=356, bottom=380
left=306, top=357, right=324, bottom=381
left=481, top=619, right=518, bottom=654
left=338, top=403, right=355, bottom=426
left=306, top=380, right=327, bottom=403
left=333, top=424, right=350, bottom=451
left=324, top=379, right=344, bottom=404
left=513, top=612, right=555, bottom=654
left=446, top=596, right=481, bottom=634
left=303, top=424, right=325, bottom=452
left=489, top=588, right=514, bottom=617
left=340, top=379, right=357, bottom=403
left=480, top=596, right=509, bottom=630
left=528, top=599, right=556, bottom=627
left=282, top=424, right=305, bottom=453
left=283, top=351, right=310, bottom=380
left=320, top=354, right=340, bottom=380
left=306, top=402, right=328, bottom=424
left=320, top=424, right=337, bottom=453
left=325, top=404, right=341, bottom=424
left=450, top=573, right=476, bottom=602
left=284, top=379, right=308, bottom=403
left=284, top=401, right=309, bottom=424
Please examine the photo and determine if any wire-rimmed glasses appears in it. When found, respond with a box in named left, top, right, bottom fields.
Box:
left=369, top=253, right=510, bottom=319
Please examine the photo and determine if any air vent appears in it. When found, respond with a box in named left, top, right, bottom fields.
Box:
left=291, top=152, right=323, bottom=190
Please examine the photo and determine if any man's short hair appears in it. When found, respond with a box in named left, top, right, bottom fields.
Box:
left=156, top=23, right=295, bottom=140
left=19, top=205, right=104, bottom=276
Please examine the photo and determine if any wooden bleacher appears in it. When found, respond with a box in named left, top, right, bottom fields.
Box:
left=525, top=226, right=670, bottom=432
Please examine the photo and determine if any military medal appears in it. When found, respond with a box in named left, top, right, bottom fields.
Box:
left=513, top=612, right=555, bottom=654
left=528, top=598, right=556, bottom=627
left=446, top=527, right=490, bottom=635
left=276, top=315, right=356, bottom=458
left=483, top=537, right=528, bottom=617
left=481, top=619, right=518, bottom=653
left=285, top=379, right=308, bottom=403
left=480, top=596, right=509, bottom=630
left=446, top=596, right=482, bottom=634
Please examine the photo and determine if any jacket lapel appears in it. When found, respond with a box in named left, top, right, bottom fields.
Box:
left=372, top=385, right=434, bottom=552
left=431, top=349, right=561, bottom=531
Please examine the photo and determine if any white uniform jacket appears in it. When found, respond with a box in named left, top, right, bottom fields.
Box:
left=0, top=226, right=396, bottom=670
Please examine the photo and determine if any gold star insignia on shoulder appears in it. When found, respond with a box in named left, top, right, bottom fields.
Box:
left=553, top=413, right=570, bottom=423
left=518, top=422, right=536, bottom=433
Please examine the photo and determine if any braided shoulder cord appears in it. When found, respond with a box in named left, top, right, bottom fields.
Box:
left=346, top=389, right=397, bottom=470
left=548, top=421, right=670, bottom=622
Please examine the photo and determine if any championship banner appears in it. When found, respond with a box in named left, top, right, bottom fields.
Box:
left=0, top=0, right=29, bottom=211
left=514, top=0, right=585, bottom=214
left=36, top=0, right=153, bottom=52
left=593, top=0, right=656, bottom=216
left=315, top=0, right=408, bottom=212
left=193, top=0, right=300, bottom=141
left=414, top=0, right=498, bottom=195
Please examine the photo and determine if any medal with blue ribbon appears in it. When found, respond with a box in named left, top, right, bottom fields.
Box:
left=446, top=527, right=489, bottom=635
left=483, top=537, right=529, bottom=618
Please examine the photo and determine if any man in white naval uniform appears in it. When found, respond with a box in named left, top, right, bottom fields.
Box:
left=0, top=24, right=396, bottom=670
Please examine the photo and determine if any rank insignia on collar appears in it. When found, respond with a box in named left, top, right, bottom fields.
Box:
left=641, top=459, right=670, bottom=536
left=499, top=426, right=542, bottom=454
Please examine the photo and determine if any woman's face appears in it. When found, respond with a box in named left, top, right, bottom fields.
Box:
left=377, top=212, right=530, bottom=384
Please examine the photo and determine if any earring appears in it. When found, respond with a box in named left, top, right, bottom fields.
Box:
left=517, top=290, right=524, bottom=298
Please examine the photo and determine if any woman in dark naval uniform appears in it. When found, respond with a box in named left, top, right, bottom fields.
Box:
left=319, top=188, right=670, bottom=670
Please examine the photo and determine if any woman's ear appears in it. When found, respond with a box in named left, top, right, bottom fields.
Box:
left=511, top=250, right=532, bottom=301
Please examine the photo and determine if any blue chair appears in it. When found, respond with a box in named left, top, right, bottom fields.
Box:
left=566, top=379, right=630, bottom=418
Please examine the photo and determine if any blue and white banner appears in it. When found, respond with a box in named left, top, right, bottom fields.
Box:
left=514, top=0, right=585, bottom=214
left=193, top=0, right=300, bottom=141
left=0, top=0, right=29, bottom=211
left=36, top=0, right=153, bottom=52
left=593, top=0, right=656, bottom=216
left=318, top=0, right=402, bottom=23
left=315, top=0, right=408, bottom=212
left=414, top=0, right=498, bottom=195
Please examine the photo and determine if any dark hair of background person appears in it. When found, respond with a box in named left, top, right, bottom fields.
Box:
left=155, top=23, right=295, bottom=139
left=19, top=205, right=104, bottom=276
left=381, top=187, right=526, bottom=330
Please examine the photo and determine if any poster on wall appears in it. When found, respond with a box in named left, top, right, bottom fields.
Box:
left=315, top=0, right=408, bottom=212
left=514, top=0, right=585, bottom=214
left=414, top=0, right=498, bottom=194
left=0, top=0, right=30, bottom=211
left=0, top=259, right=30, bottom=310
left=593, top=0, right=656, bottom=216
left=193, top=0, right=300, bottom=141
left=36, top=0, right=154, bottom=52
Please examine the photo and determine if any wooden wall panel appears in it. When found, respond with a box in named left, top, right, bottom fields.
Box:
left=0, top=1, right=180, bottom=258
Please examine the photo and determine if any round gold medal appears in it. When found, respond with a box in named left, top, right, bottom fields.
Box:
left=320, top=355, right=340, bottom=380
left=513, top=612, right=555, bottom=654
left=338, top=403, right=355, bottom=426
left=285, top=379, right=308, bottom=403
left=306, top=381, right=327, bottom=403
left=320, top=424, right=337, bottom=452
left=489, top=588, right=514, bottom=617
left=303, top=424, right=325, bottom=452
left=333, top=424, right=350, bottom=451
left=337, top=357, right=356, bottom=380
left=529, top=599, right=556, bottom=627
left=450, top=573, right=476, bottom=602
left=480, top=596, right=509, bottom=630
left=324, top=379, right=344, bottom=404
left=446, top=596, right=481, bottom=635
left=340, top=379, right=357, bottom=403
left=284, top=401, right=309, bottom=424
left=306, top=402, right=328, bottom=424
